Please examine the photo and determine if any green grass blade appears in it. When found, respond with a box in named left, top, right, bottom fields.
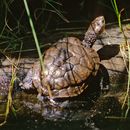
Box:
left=23, top=0, right=44, bottom=71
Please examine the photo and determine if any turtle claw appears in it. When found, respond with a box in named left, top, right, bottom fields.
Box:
left=49, top=98, right=59, bottom=106
left=48, top=98, right=70, bottom=108
left=37, top=93, right=48, bottom=101
left=37, top=94, right=59, bottom=107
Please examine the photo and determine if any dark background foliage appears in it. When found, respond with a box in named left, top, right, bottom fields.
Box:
left=0, top=0, right=130, bottom=33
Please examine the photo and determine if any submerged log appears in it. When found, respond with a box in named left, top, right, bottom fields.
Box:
left=0, top=23, right=130, bottom=125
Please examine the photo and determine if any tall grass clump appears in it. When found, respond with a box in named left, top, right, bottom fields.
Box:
left=0, top=0, right=22, bottom=52
left=0, top=0, right=67, bottom=53
left=0, top=66, right=17, bottom=126
left=111, top=0, right=130, bottom=117
left=0, top=0, right=67, bottom=125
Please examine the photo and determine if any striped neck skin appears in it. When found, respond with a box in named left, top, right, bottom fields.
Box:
left=82, top=16, right=105, bottom=48
left=82, top=31, right=97, bottom=48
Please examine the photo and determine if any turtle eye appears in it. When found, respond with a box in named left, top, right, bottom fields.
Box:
left=102, top=19, right=105, bottom=24
left=96, top=22, right=100, bottom=27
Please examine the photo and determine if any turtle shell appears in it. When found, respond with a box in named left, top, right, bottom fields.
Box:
left=32, top=37, right=100, bottom=98
left=21, top=16, right=105, bottom=99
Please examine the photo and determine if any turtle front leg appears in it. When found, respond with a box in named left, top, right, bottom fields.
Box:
left=33, top=77, right=56, bottom=104
left=19, top=68, right=34, bottom=89
left=32, top=73, right=46, bottom=101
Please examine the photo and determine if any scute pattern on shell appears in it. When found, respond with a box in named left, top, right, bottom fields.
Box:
left=32, top=37, right=100, bottom=98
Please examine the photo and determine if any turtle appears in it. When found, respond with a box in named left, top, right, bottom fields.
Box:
left=20, top=16, right=105, bottom=100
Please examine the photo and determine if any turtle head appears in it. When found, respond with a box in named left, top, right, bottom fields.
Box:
left=83, top=16, right=105, bottom=48
left=90, top=16, right=105, bottom=35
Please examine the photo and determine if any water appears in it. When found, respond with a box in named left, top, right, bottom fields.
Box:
left=1, top=115, right=130, bottom=130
